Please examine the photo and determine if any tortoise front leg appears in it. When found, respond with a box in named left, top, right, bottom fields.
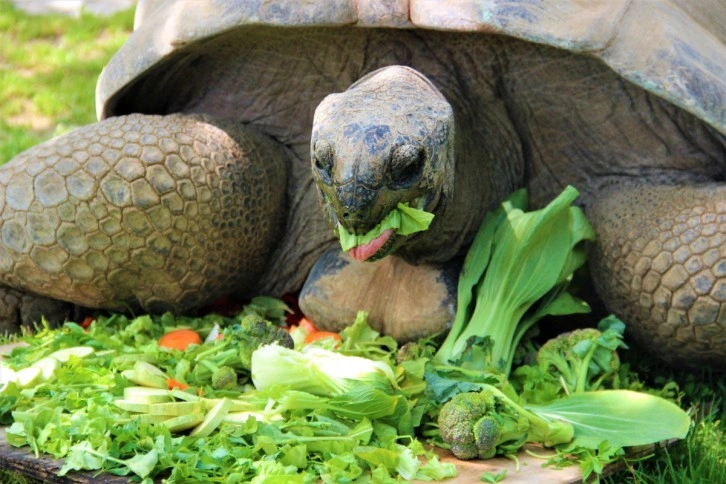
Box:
left=0, top=287, right=75, bottom=333
left=299, top=248, right=457, bottom=342
left=0, top=113, right=289, bottom=325
left=588, top=181, right=726, bottom=367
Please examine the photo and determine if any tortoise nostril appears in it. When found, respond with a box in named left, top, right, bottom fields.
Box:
left=342, top=212, right=350, bottom=219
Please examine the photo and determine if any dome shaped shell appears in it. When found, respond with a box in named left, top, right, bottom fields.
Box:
left=97, top=0, right=726, bottom=136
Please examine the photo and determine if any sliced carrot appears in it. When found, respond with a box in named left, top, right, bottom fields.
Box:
left=298, top=318, right=319, bottom=334
left=80, top=316, right=95, bottom=330
left=167, top=378, right=189, bottom=390
left=285, top=324, right=298, bottom=333
left=158, top=329, right=202, bottom=351
left=304, top=331, right=342, bottom=345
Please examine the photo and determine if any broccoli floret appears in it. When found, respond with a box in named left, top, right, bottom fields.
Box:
left=437, top=385, right=573, bottom=460
left=473, top=412, right=529, bottom=459
left=189, top=315, right=293, bottom=389
left=535, top=316, right=626, bottom=394
left=211, top=365, right=238, bottom=390
left=437, top=391, right=495, bottom=459
left=231, top=315, right=294, bottom=369
left=537, top=328, right=600, bottom=389
left=472, top=416, right=501, bottom=459
left=396, top=341, right=434, bottom=364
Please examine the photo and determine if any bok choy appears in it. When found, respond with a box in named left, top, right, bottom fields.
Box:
left=433, top=185, right=595, bottom=374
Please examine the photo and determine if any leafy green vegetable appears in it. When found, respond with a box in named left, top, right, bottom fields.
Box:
left=420, top=186, right=691, bottom=480
left=481, top=469, right=508, bottom=482
left=338, top=311, right=399, bottom=362
left=437, top=384, right=574, bottom=459
left=528, top=389, right=691, bottom=449
left=513, top=315, right=628, bottom=400
left=251, top=344, right=399, bottom=396
left=250, top=344, right=417, bottom=434
left=337, top=202, right=435, bottom=251
left=0, top=186, right=695, bottom=483
left=60, top=442, right=159, bottom=478
left=433, top=186, right=594, bottom=374
left=1, top=307, right=452, bottom=482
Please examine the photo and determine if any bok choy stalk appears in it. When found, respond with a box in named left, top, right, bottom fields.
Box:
left=433, top=186, right=595, bottom=375
left=251, top=344, right=399, bottom=396
left=438, top=385, right=691, bottom=460
left=251, top=344, right=416, bottom=434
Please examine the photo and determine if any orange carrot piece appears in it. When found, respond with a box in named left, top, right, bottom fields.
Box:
left=304, top=331, right=342, bottom=345
left=299, top=318, right=319, bottom=334
left=167, top=378, right=189, bottom=390
left=80, top=316, right=95, bottom=330
left=158, top=329, right=202, bottom=351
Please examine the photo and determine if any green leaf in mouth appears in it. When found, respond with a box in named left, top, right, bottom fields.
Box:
left=337, top=202, right=435, bottom=252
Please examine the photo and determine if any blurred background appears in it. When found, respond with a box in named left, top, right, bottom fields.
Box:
left=0, top=0, right=134, bottom=164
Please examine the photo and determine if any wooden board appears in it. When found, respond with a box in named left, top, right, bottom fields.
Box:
left=0, top=427, right=129, bottom=483
left=435, top=447, right=583, bottom=483
left=0, top=343, right=586, bottom=483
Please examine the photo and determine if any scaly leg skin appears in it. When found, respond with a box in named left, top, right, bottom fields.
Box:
left=0, top=113, right=289, bottom=327
left=588, top=181, right=726, bottom=367
left=0, top=286, right=75, bottom=333
left=299, top=248, right=458, bottom=342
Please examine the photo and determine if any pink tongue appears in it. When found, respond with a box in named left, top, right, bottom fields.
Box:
left=348, top=229, right=394, bottom=262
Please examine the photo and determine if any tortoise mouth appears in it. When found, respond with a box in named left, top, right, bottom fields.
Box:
left=348, top=229, right=394, bottom=261
left=354, top=229, right=402, bottom=262
left=336, top=194, right=437, bottom=261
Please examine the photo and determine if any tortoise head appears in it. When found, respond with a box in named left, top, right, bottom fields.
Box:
left=311, top=66, right=454, bottom=262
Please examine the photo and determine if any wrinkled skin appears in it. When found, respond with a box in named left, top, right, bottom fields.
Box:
left=1, top=25, right=725, bottom=367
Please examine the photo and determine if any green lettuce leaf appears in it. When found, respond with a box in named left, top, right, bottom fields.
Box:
left=338, top=202, right=435, bottom=252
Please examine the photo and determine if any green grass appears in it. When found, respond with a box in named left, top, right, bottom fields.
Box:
left=636, top=410, right=724, bottom=483
left=603, top=359, right=725, bottom=483
left=0, top=2, right=724, bottom=483
left=0, top=0, right=134, bottom=164
left=0, top=470, right=44, bottom=484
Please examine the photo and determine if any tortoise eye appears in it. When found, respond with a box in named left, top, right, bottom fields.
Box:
left=313, top=140, right=334, bottom=182
left=389, top=144, right=425, bottom=187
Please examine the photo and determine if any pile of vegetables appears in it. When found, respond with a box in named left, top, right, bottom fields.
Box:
left=0, top=306, right=454, bottom=482
left=406, top=187, right=689, bottom=476
left=0, top=186, right=691, bottom=482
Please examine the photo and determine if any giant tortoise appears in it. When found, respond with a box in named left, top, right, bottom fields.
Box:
left=1, top=0, right=725, bottom=367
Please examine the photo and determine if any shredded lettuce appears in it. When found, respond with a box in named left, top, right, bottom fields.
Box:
left=338, top=202, right=434, bottom=251
left=1, top=309, right=455, bottom=482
